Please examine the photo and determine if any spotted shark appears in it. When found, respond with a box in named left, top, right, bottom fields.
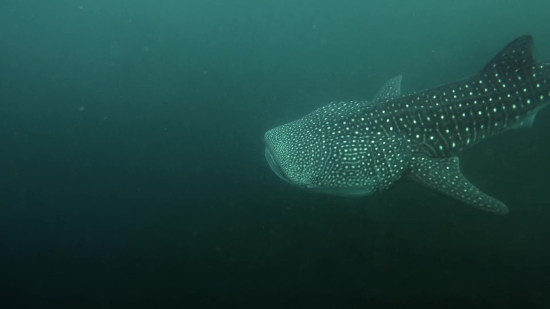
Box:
left=264, top=35, right=550, bottom=215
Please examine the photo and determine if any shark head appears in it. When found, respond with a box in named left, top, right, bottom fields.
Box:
left=264, top=121, right=320, bottom=189
left=264, top=126, right=410, bottom=196
left=264, top=77, right=411, bottom=196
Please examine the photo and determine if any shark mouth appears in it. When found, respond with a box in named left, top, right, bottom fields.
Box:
left=264, top=147, right=289, bottom=183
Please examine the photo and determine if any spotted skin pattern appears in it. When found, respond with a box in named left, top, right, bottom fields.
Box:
left=264, top=36, right=550, bottom=214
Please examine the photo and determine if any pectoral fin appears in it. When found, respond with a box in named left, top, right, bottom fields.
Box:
left=406, top=156, right=509, bottom=215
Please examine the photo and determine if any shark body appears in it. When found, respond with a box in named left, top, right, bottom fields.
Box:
left=264, top=35, right=550, bottom=214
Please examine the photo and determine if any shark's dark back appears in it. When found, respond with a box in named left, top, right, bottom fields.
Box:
left=367, top=35, right=550, bottom=157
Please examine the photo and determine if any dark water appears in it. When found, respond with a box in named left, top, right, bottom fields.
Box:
left=1, top=0, right=550, bottom=308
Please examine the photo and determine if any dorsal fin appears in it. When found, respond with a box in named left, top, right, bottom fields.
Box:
left=372, top=75, right=402, bottom=102
left=482, top=35, right=534, bottom=74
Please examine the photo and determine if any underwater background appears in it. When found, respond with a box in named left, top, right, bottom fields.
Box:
left=1, top=0, right=550, bottom=308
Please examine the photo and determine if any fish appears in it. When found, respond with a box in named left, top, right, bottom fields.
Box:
left=264, top=35, right=550, bottom=215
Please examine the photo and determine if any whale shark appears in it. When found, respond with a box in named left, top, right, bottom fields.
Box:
left=264, top=35, right=550, bottom=215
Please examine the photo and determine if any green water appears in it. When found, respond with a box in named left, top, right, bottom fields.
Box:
left=1, top=0, right=549, bottom=308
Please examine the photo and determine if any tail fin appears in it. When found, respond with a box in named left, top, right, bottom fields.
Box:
left=481, top=35, right=534, bottom=75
